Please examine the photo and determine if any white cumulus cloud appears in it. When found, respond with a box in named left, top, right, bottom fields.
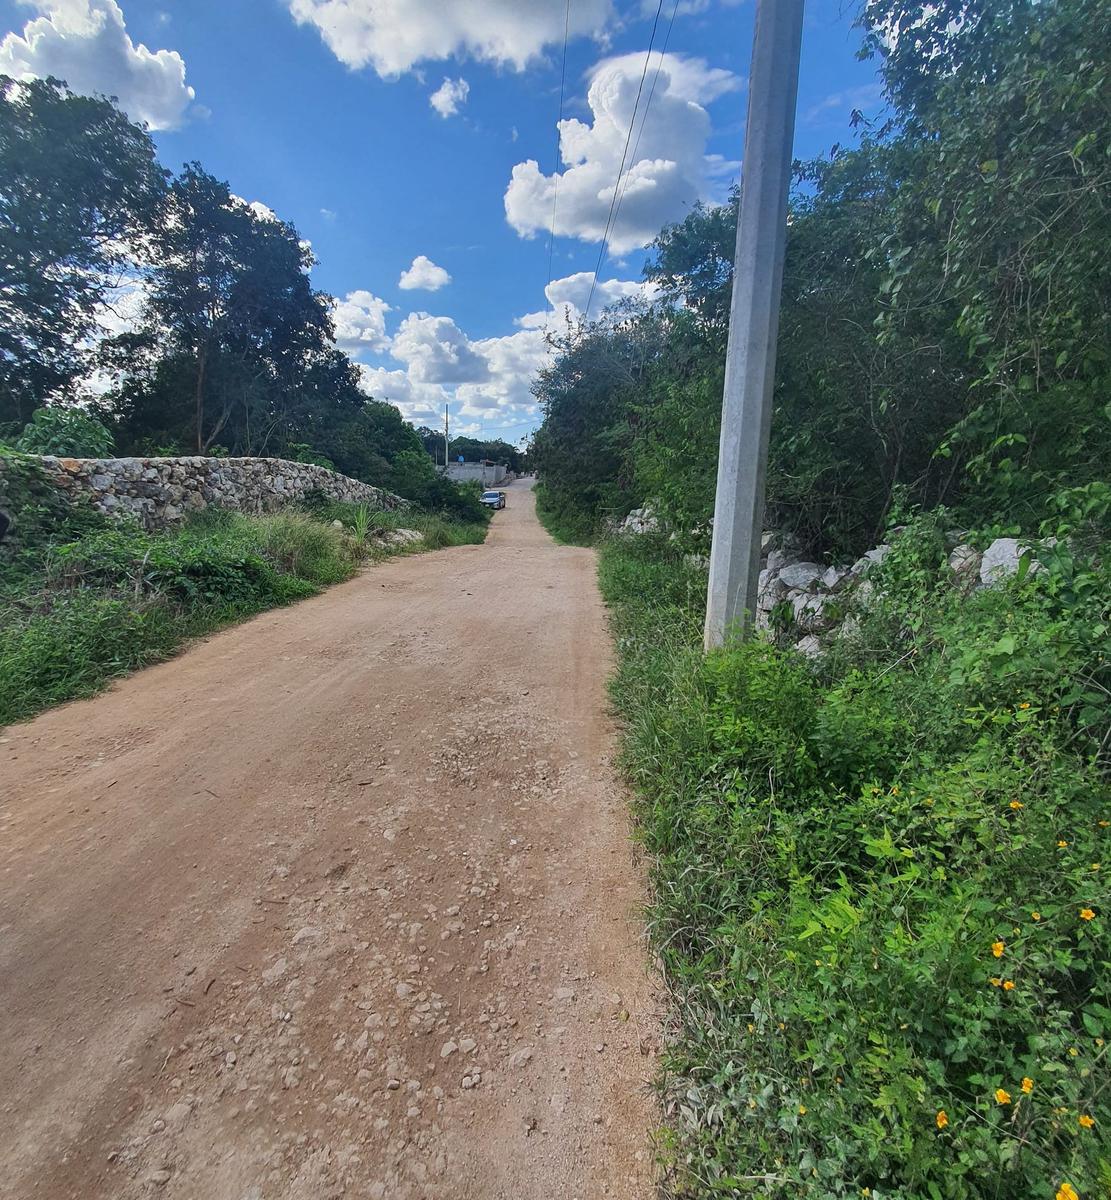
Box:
left=391, top=313, right=490, bottom=385
left=398, top=255, right=452, bottom=292
left=357, top=267, right=651, bottom=435
left=357, top=364, right=448, bottom=426
left=504, top=51, right=741, bottom=255
left=286, top=0, right=612, bottom=76
left=333, top=290, right=392, bottom=356
left=0, top=0, right=195, bottom=129
left=429, top=76, right=469, bottom=118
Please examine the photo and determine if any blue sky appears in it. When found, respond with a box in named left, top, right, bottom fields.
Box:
left=0, top=0, right=885, bottom=444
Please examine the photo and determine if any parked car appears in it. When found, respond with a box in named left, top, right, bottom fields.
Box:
left=480, top=490, right=506, bottom=510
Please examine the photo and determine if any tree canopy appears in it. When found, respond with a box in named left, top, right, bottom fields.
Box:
left=0, top=75, right=165, bottom=426
left=532, top=0, right=1111, bottom=555
left=0, top=77, right=463, bottom=506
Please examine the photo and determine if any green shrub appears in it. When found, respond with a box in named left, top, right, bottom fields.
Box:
left=399, top=473, right=490, bottom=524
left=14, top=407, right=114, bottom=458
left=599, top=524, right=1110, bottom=1200
left=0, top=448, right=109, bottom=563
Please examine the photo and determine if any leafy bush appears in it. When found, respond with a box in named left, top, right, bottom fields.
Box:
left=398, top=473, right=490, bottom=524
left=0, top=448, right=109, bottom=565
left=600, top=524, right=1110, bottom=1200
left=14, top=407, right=115, bottom=458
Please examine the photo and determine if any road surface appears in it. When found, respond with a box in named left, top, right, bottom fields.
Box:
left=0, top=479, right=656, bottom=1199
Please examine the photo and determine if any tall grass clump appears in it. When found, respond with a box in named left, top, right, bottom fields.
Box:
left=303, top=496, right=489, bottom=552
left=599, top=506, right=1110, bottom=1200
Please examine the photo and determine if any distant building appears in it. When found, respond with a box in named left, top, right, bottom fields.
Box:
left=441, top=460, right=508, bottom=485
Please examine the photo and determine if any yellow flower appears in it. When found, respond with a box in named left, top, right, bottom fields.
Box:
left=891, top=786, right=900, bottom=796
left=1099, top=820, right=1109, bottom=828
left=1058, top=840, right=1069, bottom=848
left=936, top=1109, right=949, bottom=1129
left=992, top=941, right=1005, bottom=958
left=1010, top=800, right=1024, bottom=810
left=1019, top=702, right=1031, bottom=710
left=1079, top=908, right=1095, bottom=921
left=1096, top=1038, right=1105, bottom=1048
left=1003, top=980, right=1016, bottom=991
left=1093, top=863, right=1101, bottom=871
left=1056, top=1184, right=1079, bottom=1200
left=1021, top=1077, right=1034, bottom=1094
left=989, top=977, right=1002, bottom=987
left=1078, top=1114, right=1095, bottom=1130
left=1068, top=1046, right=1079, bottom=1057
left=1031, top=911, right=1042, bottom=921
left=995, top=1088, right=1012, bottom=1105
left=798, top=1104, right=807, bottom=1115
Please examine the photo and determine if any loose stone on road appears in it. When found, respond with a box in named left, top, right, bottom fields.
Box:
left=0, top=479, right=656, bottom=1199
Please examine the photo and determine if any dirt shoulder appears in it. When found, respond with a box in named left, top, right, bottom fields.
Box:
left=0, top=479, right=657, bottom=1199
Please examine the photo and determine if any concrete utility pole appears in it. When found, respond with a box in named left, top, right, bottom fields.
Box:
left=443, top=404, right=450, bottom=471
left=703, top=0, right=805, bottom=651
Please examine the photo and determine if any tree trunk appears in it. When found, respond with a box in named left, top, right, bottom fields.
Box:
left=193, top=343, right=208, bottom=453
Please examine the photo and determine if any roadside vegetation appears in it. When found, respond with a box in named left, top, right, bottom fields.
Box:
left=601, top=512, right=1109, bottom=1199
left=0, top=450, right=487, bottom=727
left=531, top=0, right=1110, bottom=1195
left=532, top=0, right=1108, bottom=558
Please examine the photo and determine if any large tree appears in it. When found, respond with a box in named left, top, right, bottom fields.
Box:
left=0, top=76, right=165, bottom=426
left=127, top=164, right=333, bottom=453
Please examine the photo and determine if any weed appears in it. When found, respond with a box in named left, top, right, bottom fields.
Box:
left=599, top=522, right=1110, bottom=1200
left=0, top=490, right=486, bottom=727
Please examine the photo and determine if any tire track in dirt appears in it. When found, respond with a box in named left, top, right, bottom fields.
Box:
left=0, top=479, right=657, bottom=1200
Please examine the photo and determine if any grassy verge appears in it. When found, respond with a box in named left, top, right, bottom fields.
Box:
left=301, top=496, right=488, bottom=552
left=0, top=471, right=488, bottom=727
left=599, top=523, right=1110, bottom=1200
left=534, top=481, right=596, bottom=546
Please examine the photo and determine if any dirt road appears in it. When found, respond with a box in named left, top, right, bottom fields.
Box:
left=0, top=480, right=656, bottom=1199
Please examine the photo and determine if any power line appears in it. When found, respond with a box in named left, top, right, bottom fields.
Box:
left=611, top=0, right=680, bottom=234
left=584, top=0, right=666, bottom=320
left=544, top=0, right=572, bottom=319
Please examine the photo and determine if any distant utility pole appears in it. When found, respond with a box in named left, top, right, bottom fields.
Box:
left=444, top=404, right=450, bottom=470
left=704, top=0, right=805, bottom=652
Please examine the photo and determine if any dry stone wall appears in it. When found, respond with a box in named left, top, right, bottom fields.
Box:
left=2, top=455, right=407, bottom=530
left=619, top=507, right=1047, bottom=658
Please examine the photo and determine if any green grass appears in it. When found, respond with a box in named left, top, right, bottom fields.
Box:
left=0, top=495, right=488, bottom=727
left=301, top=497, right=488, bottom=551
left=599, top=523, right=1110, bottom=1200
left=534, top=482, right=597, bottom=546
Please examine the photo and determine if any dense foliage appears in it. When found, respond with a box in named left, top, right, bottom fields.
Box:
left=531, top=0, right=1111, bottom=557
left=12, top=406, right=115, bottom=458
left=600, top=508, right=1110, bottom=1199
left=0, top=76, right=165, bottom=427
